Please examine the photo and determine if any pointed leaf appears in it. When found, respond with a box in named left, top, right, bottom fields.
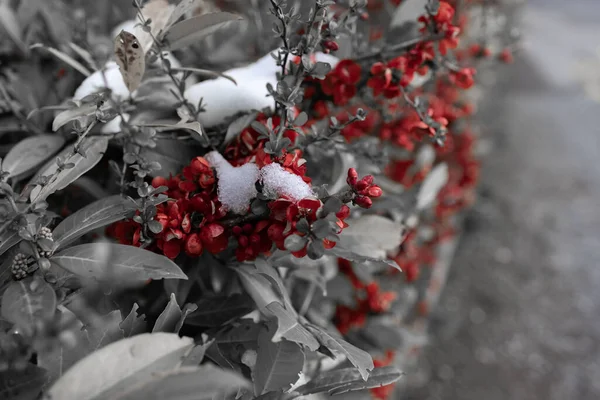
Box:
left=253, top=327, right=304, bottom=395
left=163, top=12, right=243, bottom=51
left=47, top=333, right=194, bottom=400
left=265, top=302, right=319, bottom=351
left=114, top=365, right=249, bottom=400
left=185, top=293, right=254, bottom=328
left=0, top=230, right=20, bottom=257
left=30, top=137, right=109, bottom=202
left=338, top=215, right=403, bottom=259
left=51, top=103, right=96, bottom=131
left=295, top=366, right=402, bottom=396
left=305, top=324, right=373, bottom=380
left=2, top=135, right=65, bottom=180
left=236, top=265, right=283, bottom=315
left=120, top=303, right=148, bottom=337
left=52, top=195, right=137, bottom=249
left=153, top=293, right=182, bottom=333
left=327, top=246, right=401, bottom=272
left=416, top=163, right=448, bottom=210
left=171, top=67, right=237, bottom=85
left=1, top=278, right=56, bottom=327
left=51, top=243, right=187, bottom=285
left=114, top=31, right=146, bottom=93
left=31, top=43, right=91, bottom=76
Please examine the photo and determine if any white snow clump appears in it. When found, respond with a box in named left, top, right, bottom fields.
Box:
left=260, top=163, right=314, bottom=201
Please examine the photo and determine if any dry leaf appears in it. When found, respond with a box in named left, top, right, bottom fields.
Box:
left=114, top=31, right=146, bottom=93
left=133, top=0, right=175, bottom=53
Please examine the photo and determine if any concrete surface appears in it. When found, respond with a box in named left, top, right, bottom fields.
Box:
left=403, top=2, right=600, bottom=400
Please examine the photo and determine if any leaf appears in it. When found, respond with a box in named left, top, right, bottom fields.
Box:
left=327, top=246, right=401, bottom=272
left=139, top=139, right=195, bottom=177
left=2, top=135, right=65, bottom=180
left=47, top=333, right=194, bottom=400
left=265, top=302, right=319, bottom=351
left=236, top=266, right=283, bottom=315
left=30, top=43, right=92, bottom=76
left=87, top=310, right=125, bottom=350
left=305, top=324, right=373, bottom=380
left=254, top=258, right=295, bottom=313
left=114, top=31, right=146, bottom=93
left=224, top=112, right=258, bottom=144
left=30, top=137, right=109, bottom=202
left=37, top=308, right=93, bottom=386
left=132, top=0, right=175, bottom=53
left=294, top=366, right=402, bottom=396
left=153, top=293, right=182, bottom=333
left=163, top=12, right=243, bottom=51
left=416, top=163, right=448, bottom=210
left=51, top=103, right=96, bottom=131
left=120, top=303, right=147, bottom=337
left=51, top=243, right=187, bottom=285
left=338, top=215, right=404, bottom=259
left=0, top=364, right=47, bottom=400
left=164, top=0, right=200, bottom=31
left=1, top=278, right=56, bottom=327
left=180, top=341, right=211, bottom=367
left=0, top=3, right=28, bottom=56
left=171, top=67, right=237, bottom=85
left=185, top=293, right=254, bottom=328
left=113, top=365, right=249, bottom=400
left=139, top=121, right=206, bottom=144
left=52, top=195, right=138, bottom=249
left=253, top=327, right=304, bottom=396
left=0, top=230, right=21, bottom=258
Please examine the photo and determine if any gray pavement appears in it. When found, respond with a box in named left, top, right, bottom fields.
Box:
left=403, top=3, right=600, bottom=400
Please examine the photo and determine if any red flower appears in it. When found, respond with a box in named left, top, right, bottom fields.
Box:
left=449, top=67, right=476, bottom=89
left=322, top=60, right=362, bottom=106
left=200, top=223, right=229, bottom=254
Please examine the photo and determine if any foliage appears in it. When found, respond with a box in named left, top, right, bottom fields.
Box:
left=0, top=0, right=515, bottom=399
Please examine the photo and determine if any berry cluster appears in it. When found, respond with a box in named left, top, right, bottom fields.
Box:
left=11, top=253, right=30, bottom=280
left=346, top=168, right=383, bottom=209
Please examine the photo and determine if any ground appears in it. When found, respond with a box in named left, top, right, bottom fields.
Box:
left=403, top=1, right=600, bottom=399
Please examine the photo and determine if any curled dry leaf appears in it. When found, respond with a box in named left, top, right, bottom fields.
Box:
left=114, top=31, right=146, bottom=93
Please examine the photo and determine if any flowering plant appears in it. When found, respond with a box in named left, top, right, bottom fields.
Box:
left=0, top=0, right=516, bottom=398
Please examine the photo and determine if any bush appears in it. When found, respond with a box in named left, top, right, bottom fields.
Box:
left=0, top=0, right=515, bottom=399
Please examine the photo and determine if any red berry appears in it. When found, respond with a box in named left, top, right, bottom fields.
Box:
left=347, top=168, right=359, bottom=186
left=354, top=195, right=373, bottom=209
left=367, top=185, right=383, bottom=198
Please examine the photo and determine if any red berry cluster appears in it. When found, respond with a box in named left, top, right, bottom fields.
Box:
left=346, top=168, right=383, bottom=209
left=320, top=60, right=362, bottom=106
left=335, top=259, right=397, bottom=334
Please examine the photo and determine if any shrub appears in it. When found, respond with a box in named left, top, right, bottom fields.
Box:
left=0, top=0, right=515, bottom=398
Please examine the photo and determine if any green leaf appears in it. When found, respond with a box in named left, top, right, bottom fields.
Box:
left=51, top=243, right=187, bottom=285
left=236, top=265, right=283, bottom=315
left=52, top=195, right=137, bottom=249
left=0, top=363, right=47, bottom=400
left=185, top=293, right=254, bottom=328
left=163, top=12, right=243, bottom=50
left=305, top=324, right=374, bottom=380
left=87, top=310, right=124, bottom=350
left=30, top=137, right=109, bottom=202
left=284, top=234, right=307, bottom=252
left=416, top=163, right=448, bottom=210
left=338, top=215, right=404, bottom=260
left=0, top=3, right=28, bottom=56
left=253, top=327, right=304, bottom=396
left=31, top=43, right=91, bottom=77
left=47, top=333, right=194, bottom=400
left=171, top=67, right=237, bottom=85
left=113, top=365, right=249, bottom=400
left=328, top=246, right=401, bottom=272
left=164, top=0, right=201, bottom=32
left=1, top=278, right=56, bottom=327
left=265, top=302, right=319, bottom=351
left=153, top=293, right=182, bottom=333
left=51, top=103, right=97, bottom=132
left=2, top=135, right=65, bottom=180
left=37, top=308, right=93, bottom=387
left=294, top=366, right=402, bottom=396
left=120, top=303, right=147, bottom=337
left=0, top=230, right=21, bottom=257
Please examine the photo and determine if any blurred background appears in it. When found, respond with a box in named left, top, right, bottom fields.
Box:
left=404, top=0, right=600, bottom=399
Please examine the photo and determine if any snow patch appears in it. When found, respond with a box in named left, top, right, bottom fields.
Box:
left=205, top=151, right=260, bottom=215
left=260, top=163, right=314, bottom=201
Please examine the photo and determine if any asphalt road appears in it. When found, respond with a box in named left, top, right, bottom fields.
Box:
left=403, top=2, right=600, bottom=400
